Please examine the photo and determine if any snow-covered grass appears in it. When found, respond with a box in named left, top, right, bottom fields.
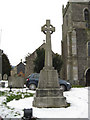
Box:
left=0, top=84, right=89, bottom=118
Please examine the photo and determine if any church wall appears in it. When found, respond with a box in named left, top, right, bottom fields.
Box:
left=72, top=3, right=89, bottom=22
left=25, top=43, right=46, bottom=78
left=76, top=29, right=88, bottom=85
left=17, top=62, right=25, bottom=75
left=62, top=3, right=73, bottom=80
left=76, top=29, right=87, bottom=58
left=71, top=2, right=90, bottom=29
left=25, top=52, right=36, bottom=78
left=87, top=31, right=90, bottom=68
left=61, top=1, right=90, bottom=85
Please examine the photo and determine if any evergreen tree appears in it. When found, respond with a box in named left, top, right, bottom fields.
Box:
left=52, top=53, right=63, bottom=73
left=2, top=53, right=11, bottom=77
left=34, top=48, right=63, bottom=74
left=34, top=48, right=45, bottom=73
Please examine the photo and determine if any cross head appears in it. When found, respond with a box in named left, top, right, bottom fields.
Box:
left=41, top=20, right=55, bottom=34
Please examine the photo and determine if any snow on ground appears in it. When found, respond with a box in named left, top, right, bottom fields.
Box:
left=0, top=84, right=89, bottom=118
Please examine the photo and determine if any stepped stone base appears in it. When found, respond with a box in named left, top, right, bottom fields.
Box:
left=33, top=88, right=68, bottom=108
left=33, top=68, right=68, bottom=108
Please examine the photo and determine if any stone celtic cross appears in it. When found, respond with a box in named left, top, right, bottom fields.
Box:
left=41, top=20, right=55, bottom=68
left=33, top=20, right=67, bottom=108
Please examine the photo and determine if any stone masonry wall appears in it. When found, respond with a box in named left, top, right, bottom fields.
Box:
left=25, top=43, right=46, bottom=78
left=62, top=2, right=90, bottom=85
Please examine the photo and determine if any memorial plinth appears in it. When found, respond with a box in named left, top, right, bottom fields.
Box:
left=33, top=20, right=67, bottom=108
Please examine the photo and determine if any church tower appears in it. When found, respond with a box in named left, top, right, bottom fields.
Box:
left=61, top=1, right=90, bottom=86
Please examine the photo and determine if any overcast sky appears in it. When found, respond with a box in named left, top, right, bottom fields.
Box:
left=0, top=0, right=68, bottom=66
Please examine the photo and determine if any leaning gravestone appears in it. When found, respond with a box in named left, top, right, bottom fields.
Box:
left=8, top=76, right=24, bottom=88
left=33, top=20, right=67, bottom=108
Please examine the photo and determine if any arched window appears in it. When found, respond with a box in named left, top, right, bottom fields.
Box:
left=84, top=9, right=89, bottom=21
left=88, top=42, right=90, bottom=56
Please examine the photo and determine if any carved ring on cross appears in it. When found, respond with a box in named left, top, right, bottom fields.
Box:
left=41, top=24, right=55, bottom=34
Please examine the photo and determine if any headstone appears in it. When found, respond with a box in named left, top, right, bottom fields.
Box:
left=3, top=74, right=8, bottom=80
left=8, top=76, right=24, bottom=88
left=33, top=20, right=68, bottom=108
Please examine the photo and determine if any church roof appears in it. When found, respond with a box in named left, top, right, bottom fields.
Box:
left=25, top=43, right=46, bottom=59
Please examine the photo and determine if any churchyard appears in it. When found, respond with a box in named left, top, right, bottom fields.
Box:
left=0, top=19, right=89, bottom=119
left=0, top=81, right=89, bottom=118
left=0, top=1, right=90, bottom=118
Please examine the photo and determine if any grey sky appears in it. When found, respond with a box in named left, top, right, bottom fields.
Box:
left=0, top=0, right=68, bottom=65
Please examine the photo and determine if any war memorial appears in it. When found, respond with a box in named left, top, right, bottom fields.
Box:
left=33, top=20, right=67, bottom=108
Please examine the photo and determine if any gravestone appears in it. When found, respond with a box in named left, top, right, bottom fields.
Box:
left=33, top=20, right=67, bottom=108
left=8, top=76, right=24, bottom=88
left=3, top=74, right=8, bottom=80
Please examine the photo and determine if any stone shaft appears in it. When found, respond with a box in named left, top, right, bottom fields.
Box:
left=38, top=68, right=60, bottom=89
left=42, top=20, right=55, bottom=68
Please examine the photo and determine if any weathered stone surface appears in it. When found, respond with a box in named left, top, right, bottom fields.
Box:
left=41, top=20, right=55, bottom=68
left=33, top=68, right=68, bottom=108
left=38, top=68, right=59, bottom=88
left=25, top=43, right=46, bottom=78
left=33, top=20, right=67, bottom=108
left=33, top=96, right=67, bottom=108
left=61, top=1, right=90, bottom=86
left=8, top=76, right=24, bottom=88
left=35, top=88, right=63, bottom=97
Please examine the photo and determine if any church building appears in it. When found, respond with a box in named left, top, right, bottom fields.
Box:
left=61, top=1, right=90, bottom=86
left=25, top=42, right=46, bottom=78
